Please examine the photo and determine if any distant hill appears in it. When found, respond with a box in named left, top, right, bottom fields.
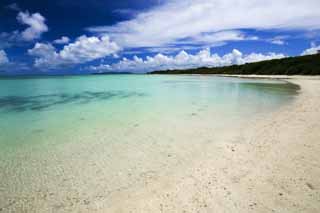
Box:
left=149, top=53, right=320, bottom=75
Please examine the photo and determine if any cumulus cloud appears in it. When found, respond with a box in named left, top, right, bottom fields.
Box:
left=0, top=50, right=9, bottom=65
left=28, top=35, right=121, bottom=69
left=0, top=10, right=48, bottom=47
left=53, top=36, right=70, bottom=44
left=89, top=48, right=285, bottom=73
left=17, top=11, right=48, bottom=41
left=88, top=0, right=320, bottom=48
left=301, top=43, right=320, bottom=55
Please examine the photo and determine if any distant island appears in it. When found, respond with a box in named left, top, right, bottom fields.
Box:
left=149, top=53, right=320, bottom=75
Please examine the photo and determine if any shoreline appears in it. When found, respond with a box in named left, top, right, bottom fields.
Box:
left=208, top=75, right=320, bottom=212
left=101, top=76, right=320, bottom=212
left=83, top=76, right=320, bottom=212
left=218, top=74, right=320, bottom=80
left=1, top=76, right=319, bottom=212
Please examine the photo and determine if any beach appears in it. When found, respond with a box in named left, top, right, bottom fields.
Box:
left=0, top=76, right=319, bottom=212
left=1, top=0, right=319, bottom=211
left=99, top=76, right=320, bottom=213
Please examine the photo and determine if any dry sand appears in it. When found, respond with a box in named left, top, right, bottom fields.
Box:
left=103, top=76, right=320, bottom=213
left=1, top=76, right=319, bottom=212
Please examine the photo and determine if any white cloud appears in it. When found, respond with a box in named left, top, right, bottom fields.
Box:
left=0, top=49, right=29, bottom=73
left=0, top=10, right=48, bottom=46
left=0, top=50, right=9, bottom=64
left=270, top=40, right=285, bottom=45
left=301, top=43, right=320, bottom=55
left=53, top=36, right=70, bottom=44
left=17, top=11, right=48, bottom=41
left=267, top=36, right=289, bottom=45
left=175, top=30, right=258, bottom=46
left=144, top=46, right=202, bottom=54
left=88, top=0, right=320, bottom=49
left=89, top=48, right=285, bottom=73
left=28, top=43, right=58, bottom=68
left=28, top=35, right=121, bottom=69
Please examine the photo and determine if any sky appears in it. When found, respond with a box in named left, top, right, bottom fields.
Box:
left=0, top=0, right=320, bottom=75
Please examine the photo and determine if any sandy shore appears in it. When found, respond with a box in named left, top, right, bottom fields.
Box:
left=102, top=76, right=320, bottom=212
left=1, top=76, right=319, bottom=212
left=198, top=75, right=320, bottom=212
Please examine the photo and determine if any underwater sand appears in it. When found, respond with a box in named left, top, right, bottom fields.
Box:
left=2, top=75, right=317, bottom=212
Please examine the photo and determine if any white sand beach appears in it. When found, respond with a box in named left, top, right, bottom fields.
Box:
left=101, top=76, right=320, bottom=213
left=0, top=76, right=319, bottom=212
left=1, top=0, right=319, bottom=211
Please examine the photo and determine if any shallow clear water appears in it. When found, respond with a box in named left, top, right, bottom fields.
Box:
left=0, top=75, right=298, bottom=150
left=0, top=75, right=300, bottom=211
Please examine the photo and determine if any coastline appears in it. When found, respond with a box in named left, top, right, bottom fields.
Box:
left=204, top=75, right=320, bottom=212
left=101, top=76, right=320, bottom=212
left=218, top=74, right=320, bottom=80
left=1, top=76, right=319, bottom=212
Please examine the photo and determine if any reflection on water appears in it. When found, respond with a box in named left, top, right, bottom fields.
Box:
left=0, top=91, right=146, bottom=112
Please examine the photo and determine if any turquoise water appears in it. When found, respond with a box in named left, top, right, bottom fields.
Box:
left=0, top=75, right=298, bottom=150
left=0, top=75, right=300, bottom=211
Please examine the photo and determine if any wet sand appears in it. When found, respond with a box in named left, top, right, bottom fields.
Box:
left=1, top=76, right=320, bottom=212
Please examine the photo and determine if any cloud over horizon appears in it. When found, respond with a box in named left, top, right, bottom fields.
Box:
left=0, top=1, right=319, bottom=74
left=301, top=43, right=320, bottom=56
left=28, top=35, right=121, bottom=69
left=89, top=48, right=285, bottom=73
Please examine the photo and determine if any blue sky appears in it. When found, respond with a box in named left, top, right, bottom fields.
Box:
left=0, top=0, right=320, bottom=75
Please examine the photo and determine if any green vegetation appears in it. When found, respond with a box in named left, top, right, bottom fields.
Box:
left=149, top=53, right=320, bottom=75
